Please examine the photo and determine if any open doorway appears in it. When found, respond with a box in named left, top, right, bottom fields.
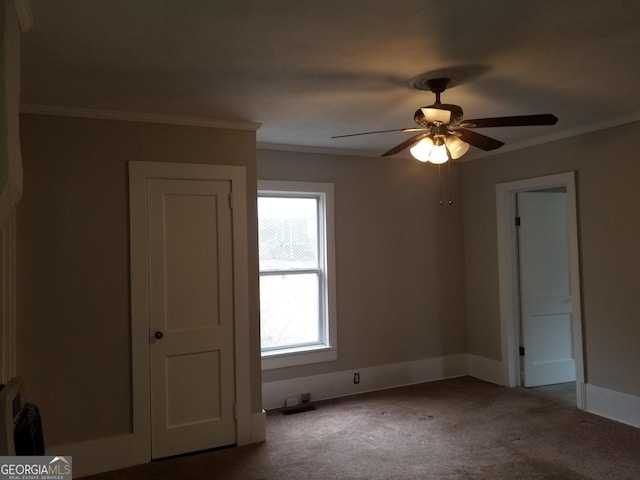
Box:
left=496, top=172, right=585, bottom=409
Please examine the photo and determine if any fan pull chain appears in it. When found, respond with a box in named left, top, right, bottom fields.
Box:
left=448, top=160, right=453, bottom=206
left=438, top=165, right=443, bottom=206
left=438, top=163, right=453, bottom=206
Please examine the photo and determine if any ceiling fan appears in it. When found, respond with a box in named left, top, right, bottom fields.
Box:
left=332, top=76, right=558, bottom=163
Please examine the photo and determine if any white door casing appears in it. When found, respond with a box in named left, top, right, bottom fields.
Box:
left=147, top=178, right=236, bottom=458
left=129, top=161, right=253, bottom=462
left=517, top=191, right=575, bottom=387
left=496, top=172, right=585, bottom=408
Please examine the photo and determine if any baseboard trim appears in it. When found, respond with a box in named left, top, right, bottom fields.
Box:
left=585, top=383, right=640, bottom=428
left=50, top=433, right=148, bottom=479
left=52, top=409, right=267, bottom=477
left=468, top=354, right=506, bottom=386
left=262, top=354, right=469, bottom=410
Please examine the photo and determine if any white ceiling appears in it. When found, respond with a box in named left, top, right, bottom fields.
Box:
left=19, top=0, right=640, bottom=160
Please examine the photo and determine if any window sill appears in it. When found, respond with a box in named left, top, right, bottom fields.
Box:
left=261, top=345, right=337, bottom=370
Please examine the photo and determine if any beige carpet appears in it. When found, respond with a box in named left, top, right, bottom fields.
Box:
left=84, top=376, right=640, bottom=479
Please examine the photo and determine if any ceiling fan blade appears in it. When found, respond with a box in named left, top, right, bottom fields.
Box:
left=331, top=128, right=410, bottom=139
left=455, top=128, right=504, bottom=151
left=381, top=133, right=428, bottom=157
left=459, top=114, right=558, bottom=128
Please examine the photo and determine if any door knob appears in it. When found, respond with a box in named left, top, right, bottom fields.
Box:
left=154, top=331, right=164, bottom=340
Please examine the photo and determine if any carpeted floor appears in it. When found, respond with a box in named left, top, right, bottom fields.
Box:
left=531, top=382, right=576, bottom=405
left=83, top=376, right=640, bottom=479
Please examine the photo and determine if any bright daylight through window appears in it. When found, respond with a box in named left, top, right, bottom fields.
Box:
left=258, top=181, right=336, bottom=369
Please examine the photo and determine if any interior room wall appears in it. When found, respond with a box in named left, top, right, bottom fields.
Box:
left=16, top=113, right=261, bottom=448
left=257, top=149, right=468, bottom=384
left=462, top=120, right=640, bottom=398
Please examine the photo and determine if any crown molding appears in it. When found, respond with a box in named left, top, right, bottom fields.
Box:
left=257, top=142, right=381, bottom=159
left=12, top=0, right=33, bottom=32
left=19, top=104, right=262, bottom=131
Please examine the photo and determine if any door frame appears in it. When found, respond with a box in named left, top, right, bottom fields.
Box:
left=129, top=161, right=253, bottom=460
left=496, top=171, right=585, bottom=408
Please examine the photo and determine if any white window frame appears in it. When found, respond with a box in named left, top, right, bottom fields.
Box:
left=258, top=180, right=337, bottom=370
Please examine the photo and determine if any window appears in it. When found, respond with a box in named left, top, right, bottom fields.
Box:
left=258, top=181, right=337, bottom=369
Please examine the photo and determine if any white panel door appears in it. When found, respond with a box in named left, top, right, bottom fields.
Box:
left=518, top=191, right=575, bottom=387
left=147, top=178, right=236, bottom=459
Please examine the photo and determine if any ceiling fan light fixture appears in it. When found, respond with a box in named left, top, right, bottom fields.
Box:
left=410, top=136, right=450, bottom=164
left=409, top=136, right=435, bottom=162
left=445, top=134, right=470, bottom=159
left=428, top=142, right=449, bottom=164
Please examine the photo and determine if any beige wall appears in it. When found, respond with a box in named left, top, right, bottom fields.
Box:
left=462, top=120, right=640, bottom=397
left=16, top=114, right=261, bottom=447
left=258, top=149, right=468, bottom=383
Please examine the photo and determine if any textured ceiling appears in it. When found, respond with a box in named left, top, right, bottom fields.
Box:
left=19, top=0, right=640, bottom=159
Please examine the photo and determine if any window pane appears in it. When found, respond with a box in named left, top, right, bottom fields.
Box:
left=260, top=273, right=320, bottom=349
left=258, top=196, right=318, bottom=270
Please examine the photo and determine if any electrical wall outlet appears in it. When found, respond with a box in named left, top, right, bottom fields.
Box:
left=353, top=372, right=360, bottom=384
left=285, top=397, right=300, bottom=408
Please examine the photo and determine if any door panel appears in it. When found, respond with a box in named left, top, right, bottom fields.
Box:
left=518, top=191, right=575, bottom=387
left=147, top=178, right=236, bottom=459
left=163, top=193, right=223, bottom=331
left=166, top=351, right=221, bottom=427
